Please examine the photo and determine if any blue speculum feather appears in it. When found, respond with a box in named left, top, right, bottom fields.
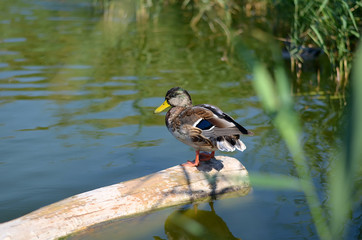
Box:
left=196, top=119, right=213, bottom=130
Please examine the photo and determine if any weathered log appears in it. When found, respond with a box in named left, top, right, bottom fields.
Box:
left=0, top=156, right=250, bottom=240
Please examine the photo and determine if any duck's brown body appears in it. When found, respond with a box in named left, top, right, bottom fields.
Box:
left=155, top=87, right=253, bottom=167
left=165, top=106, right=218, bottom=153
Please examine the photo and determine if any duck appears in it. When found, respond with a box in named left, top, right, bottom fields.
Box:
left=154, top=87, right=253, bottom=167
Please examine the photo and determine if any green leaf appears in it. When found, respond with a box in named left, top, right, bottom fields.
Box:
left=250, top=173, right=302, bottom=190
left=310, top=24, right=325, bottom=47
left=252, top=63, right=278, bottom=113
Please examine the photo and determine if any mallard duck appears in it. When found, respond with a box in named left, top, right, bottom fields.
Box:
left=154, top=87, right=253, bottom=167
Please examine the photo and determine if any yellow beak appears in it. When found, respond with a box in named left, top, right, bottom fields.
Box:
left=154, top=100, right=171, bottom=113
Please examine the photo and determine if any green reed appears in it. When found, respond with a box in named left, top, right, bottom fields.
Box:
left=290, top=0, right=360, bottom=91
left=94, top=0, right=360, bottom=92
left=184, top=0, right=360, bottom=88
left=250, top=30, right=362, bottom=239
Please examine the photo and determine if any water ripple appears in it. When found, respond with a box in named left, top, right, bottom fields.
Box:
left=0, top=70, right=42, bottom=79
left=2, top=38, right=27, bottom=43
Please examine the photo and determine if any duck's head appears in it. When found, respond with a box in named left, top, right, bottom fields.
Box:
left=154, top=87, right=192, bottom=113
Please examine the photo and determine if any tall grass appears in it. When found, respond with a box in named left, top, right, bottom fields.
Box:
left=94, top=0, right=361, bottom=93
left=184, top=0, right=360, bottom=89
left=250, top=31, right=362, bottom=239
left=289, top=0, right=360, bottom=92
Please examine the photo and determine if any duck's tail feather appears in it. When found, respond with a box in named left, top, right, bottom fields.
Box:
left=216, top=136, right=246, bottom=152
left=234, top=138, right=246, bottom=151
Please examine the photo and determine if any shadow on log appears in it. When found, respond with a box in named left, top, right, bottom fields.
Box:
left=0, top=156, right=250, bottom=240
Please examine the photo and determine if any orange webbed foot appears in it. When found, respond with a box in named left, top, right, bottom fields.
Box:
left=181, top=150, right=202, bottom=167
left=181, top=160, right=199, bottom=167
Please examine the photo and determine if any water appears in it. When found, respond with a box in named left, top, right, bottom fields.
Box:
left=0, top=0, right=359, bottom=239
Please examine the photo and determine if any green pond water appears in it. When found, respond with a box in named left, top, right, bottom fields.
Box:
left=0, top=0, right=360, bottom=239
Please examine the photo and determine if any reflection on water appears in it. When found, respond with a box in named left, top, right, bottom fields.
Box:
left=67, top=202, right=241, bottom=240
left=160, top=203, right=240, bottom=240
left=0, top=0, right=360, bottom=239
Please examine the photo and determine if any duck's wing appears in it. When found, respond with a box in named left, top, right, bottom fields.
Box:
left=194, top=104, right=254, bottom=136
left=181, top=124, right=214, bottom=149
left=179, top=105, right=253, bottom=152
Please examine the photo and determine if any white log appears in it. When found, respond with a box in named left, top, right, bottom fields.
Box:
left=0, top=156, right=250, bottom=240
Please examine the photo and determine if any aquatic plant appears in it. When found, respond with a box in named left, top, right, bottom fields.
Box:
left=94, top=0, right=361, bottom=92
left=250, top=34, right=362, bottom=240
left=289, top=0, right=360, bottom=92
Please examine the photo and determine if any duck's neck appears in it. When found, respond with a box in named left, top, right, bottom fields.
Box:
left=165, top=106, right=186, bottom=130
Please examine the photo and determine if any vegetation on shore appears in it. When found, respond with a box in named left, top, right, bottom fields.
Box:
left=95, top=0, right=361, bottom=92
